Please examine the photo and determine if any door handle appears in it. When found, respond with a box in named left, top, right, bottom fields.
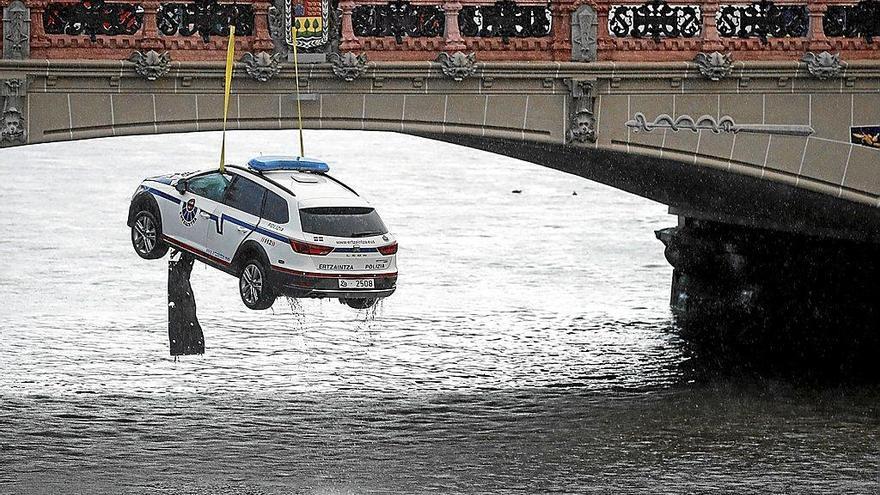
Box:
left=236, top=227, right=249, bottom=233
left=199, top=211, right=211, bottom=219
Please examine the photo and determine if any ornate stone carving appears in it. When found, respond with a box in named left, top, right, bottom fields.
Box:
left=694, top=52, right=733, bottom=81
left=625, top=112, right=814, bottom=137
left=436, top=51, right=477, bottom=81
left=802, top=51, right=842, bottom=81
left=3, top=0, right=31, bottom=60
left=328, top=52, right=368, bottom=82
left=241, top=51, right=283, bottom=82
left=128, top=50, right=172, bottom=81
left=1, top=79, right=28, bottom=147
left=268, top=0, right=290, bottom=56
left=565, top=79, right=597, bottom=144
left=571, top=5, right=597, bottom=62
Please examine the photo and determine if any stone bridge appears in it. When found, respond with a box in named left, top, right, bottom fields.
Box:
left=2, top=0, right=880, bottom=343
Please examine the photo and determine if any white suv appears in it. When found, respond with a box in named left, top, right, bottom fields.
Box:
left=128, top=156, right=398, bottom=310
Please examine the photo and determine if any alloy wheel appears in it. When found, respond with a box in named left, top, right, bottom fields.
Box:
left=133, top=214, right=157, bottom=255
left=241, top=263, right=263, bottom=306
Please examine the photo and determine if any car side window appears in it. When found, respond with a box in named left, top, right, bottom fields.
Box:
left=224, top=176, right=266, bottom=217
left=263, top=190, right=289, bottom=224
left=187, top=173, right=231, bottom=202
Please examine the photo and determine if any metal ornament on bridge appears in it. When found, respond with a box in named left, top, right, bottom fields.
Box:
left=43, top=0, right=144, bottom=41
left=156, top=0, right=254, bottom=42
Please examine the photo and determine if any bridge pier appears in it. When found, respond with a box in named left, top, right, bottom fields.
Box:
left=657, top=218, right=880, bottom=377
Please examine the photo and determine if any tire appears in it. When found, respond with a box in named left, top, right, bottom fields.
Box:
left=131, top=210, right=169, bottom=260
left=342, top=298, right=377, bottom=310
left=239, top=259, right=276, bottom=310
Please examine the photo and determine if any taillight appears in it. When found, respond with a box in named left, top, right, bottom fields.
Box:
left=378, top=242, right=398, bottom=255
left=290, top=239, right=333, bottom=256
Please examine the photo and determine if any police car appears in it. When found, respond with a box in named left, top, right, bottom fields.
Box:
left=128, top=156, right=398, bottom=310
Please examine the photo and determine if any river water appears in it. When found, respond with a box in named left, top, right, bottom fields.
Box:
left=1, top=131, right=878, bottom=493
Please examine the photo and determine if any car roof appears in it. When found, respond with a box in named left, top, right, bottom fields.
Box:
left=242, top=167, right=370, bottom=208
left=185, top=165, right=372, bottom=209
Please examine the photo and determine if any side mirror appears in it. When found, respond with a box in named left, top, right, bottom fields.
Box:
left=175, top=180, right=187, bottom=194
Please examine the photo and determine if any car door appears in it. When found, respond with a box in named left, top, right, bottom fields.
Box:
left=163, top=172, right=232, bottom=256
left=205, top=174, right=267, bottom=265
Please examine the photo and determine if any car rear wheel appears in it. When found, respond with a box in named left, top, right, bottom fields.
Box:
left=342, top=298, right=377, bottom=310
left=239, top=259, right=276, bottom=310
left=131, top=210, right=168, bottom=260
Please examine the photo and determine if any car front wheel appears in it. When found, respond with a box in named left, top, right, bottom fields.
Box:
left=131, top=210, right=168, bottom=260
left=239, top=260, right=276, bottom=310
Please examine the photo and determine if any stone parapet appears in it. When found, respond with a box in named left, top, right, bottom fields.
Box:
left=2, top=0, right=877, bottom=62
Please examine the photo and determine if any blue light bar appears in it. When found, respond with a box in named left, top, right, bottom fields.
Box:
left=247, top=156, right=330, bottom=173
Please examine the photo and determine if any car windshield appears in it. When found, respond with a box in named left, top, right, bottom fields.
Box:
left=299, top=207, right=388, bottom=238
left=187, top=172, right=231, bottom=202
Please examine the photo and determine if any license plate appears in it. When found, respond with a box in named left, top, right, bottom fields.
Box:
left=338, top=278, right=375, bottom=289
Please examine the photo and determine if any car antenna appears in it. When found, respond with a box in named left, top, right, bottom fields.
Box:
left=218, top=24, right=236, bottom=174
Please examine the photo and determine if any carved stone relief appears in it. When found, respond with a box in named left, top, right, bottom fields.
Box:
left=3, top=0, right=31, bottom=60
left=328, top=52, right=368, bottom=82
left=241, top=51, right=283, bottom=82
left=802, top=51, right=843, bottom=81
left=571, top=5, right=597, bottom=62
left=129, top=50, right=172, bottom=81
left=694, top=52, right=733, bottom=81
left=566, top=79, right=597, bottom=144
left=437, top=51, right=478, bottom=81
left=626, top=112, right=814, bottom=137
left=1, top=79, right=28, bottom=147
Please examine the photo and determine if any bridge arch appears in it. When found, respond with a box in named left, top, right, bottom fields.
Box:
left=3, top=59, right=879, bottom=241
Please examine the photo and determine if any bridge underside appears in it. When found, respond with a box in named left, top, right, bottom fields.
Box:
left=4, top=60, right=880, bottom=243
left=423, top=133, right=880, bottom=243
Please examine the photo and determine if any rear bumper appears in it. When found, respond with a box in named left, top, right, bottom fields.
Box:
left=271, top=266, right=397, bottom=300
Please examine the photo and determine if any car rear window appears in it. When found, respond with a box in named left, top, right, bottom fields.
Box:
left=299, top=207, right=388, bottom=238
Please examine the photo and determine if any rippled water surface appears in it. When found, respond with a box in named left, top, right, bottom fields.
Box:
left=1, top=131, right=878, bottom=493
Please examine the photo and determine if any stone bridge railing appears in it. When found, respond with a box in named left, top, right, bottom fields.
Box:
left=0, top=0, right=878, bottom=62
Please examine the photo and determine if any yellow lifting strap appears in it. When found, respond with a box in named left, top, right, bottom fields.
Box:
left=219, top=25, right=236, bottom=173
left=292, top=23, right=305, bottom=157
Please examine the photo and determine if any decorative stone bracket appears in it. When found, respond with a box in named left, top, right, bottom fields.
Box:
left=129, top=50, right=172, bottom=81
left=241, top=51, right=283, bottom=82
left=1, top=78, right=28, bottom=147
left=565, top=79, right=597, bottom=144
left=694, top=51, right=733, bottom=81
left=436, top=51, right=478, bottom=81
left=802, top=51, right=843, bottom=80
left=328, top=52, right=368, bottom=81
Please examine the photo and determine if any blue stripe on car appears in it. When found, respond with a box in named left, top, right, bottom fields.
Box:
left=146, top=186, right=313, bottom=246
left=146, top=186, right=181, bottom=204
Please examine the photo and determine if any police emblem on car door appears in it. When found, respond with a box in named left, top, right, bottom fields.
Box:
left=164, top=172, right=232, bottom=256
